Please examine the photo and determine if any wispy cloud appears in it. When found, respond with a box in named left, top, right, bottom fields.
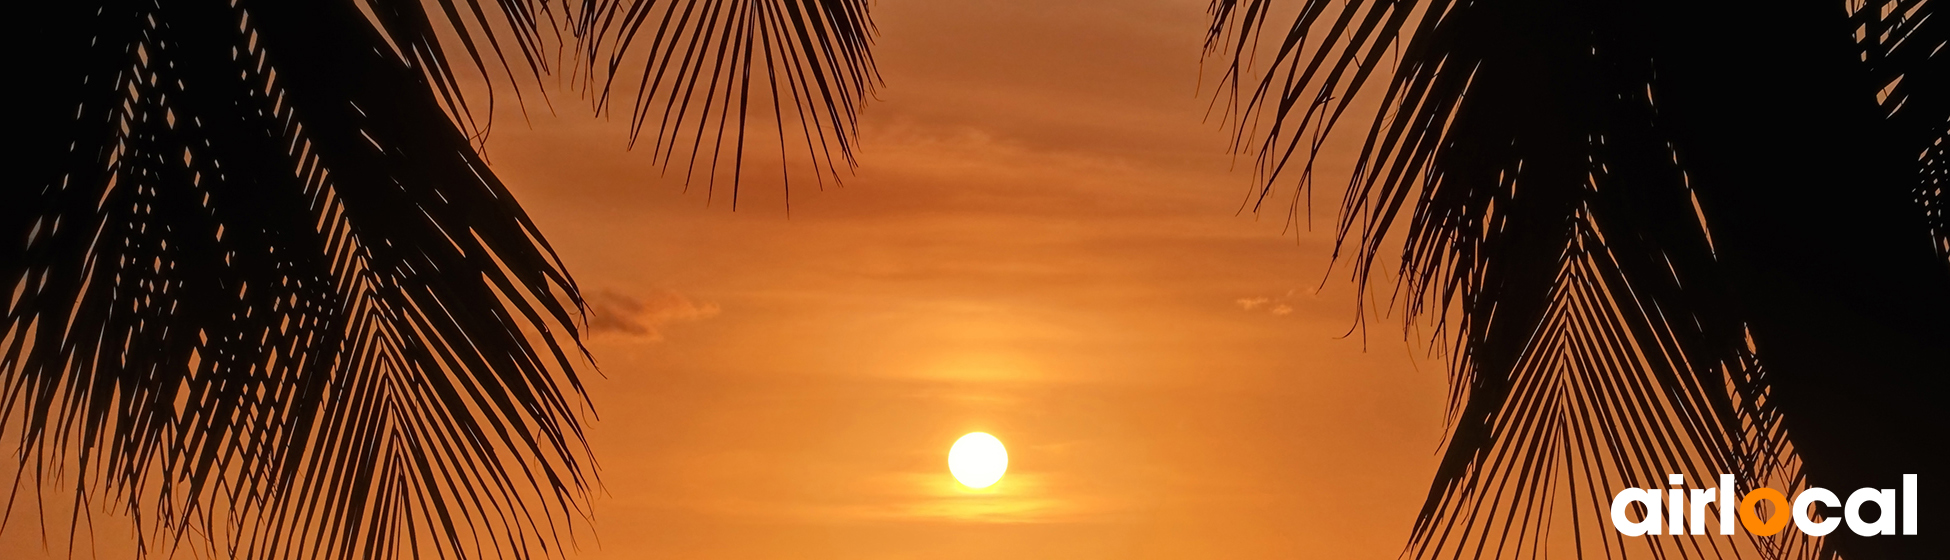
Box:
left=586, top=288, right=720, bottom=340
left=1235, top=290, right=1302, bottom=316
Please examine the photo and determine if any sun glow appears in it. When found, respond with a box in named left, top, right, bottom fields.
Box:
left=948, top=432, right=1009, bottom=489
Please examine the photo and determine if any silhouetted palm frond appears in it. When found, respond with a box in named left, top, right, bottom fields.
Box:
left=1206, top=0, right=1948, bottom=558
left=583, top=0, right=880, bottom=204
left=4, top=1, right=876, bottom=559
left=373, top=0, right=881, bottom=201
left=5, top=2, right=591, bottom=558
left=1850, top=0, right=1950, bottom=259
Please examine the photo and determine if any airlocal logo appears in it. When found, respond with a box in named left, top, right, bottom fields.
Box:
left=1611, top=475, right=1918, bottom=537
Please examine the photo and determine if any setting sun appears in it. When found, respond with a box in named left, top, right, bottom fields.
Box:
left=948, top=433, right=1010, bottom=489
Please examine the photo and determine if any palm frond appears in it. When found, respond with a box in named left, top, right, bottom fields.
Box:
left=580, top=0, right=881, bottom=206
left=370, top=0, right=882, bottom=203
left=7, top=0, right=877, bottom=558
left=357, top=0, right=559, bottom=143
left=349, top=0, right=881, bottom=201
left=6, top=2, right=590, bottom=559
left=1199, top=0, right=1886, bottom=557
left=9, top=0, right=882, bottom=557
left=1848, top=0, right=1950, bottom=260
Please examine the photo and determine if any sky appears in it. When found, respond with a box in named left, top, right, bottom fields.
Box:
left=5, top=1, right=1455, bottom=558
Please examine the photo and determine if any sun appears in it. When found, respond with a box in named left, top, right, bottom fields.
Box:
left=948, top=432, right=1009, bottom=489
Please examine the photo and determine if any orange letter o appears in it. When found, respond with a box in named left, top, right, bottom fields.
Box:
left=1739, top=488, right=1791, bottom=536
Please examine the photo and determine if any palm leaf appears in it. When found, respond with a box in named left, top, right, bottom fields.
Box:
left=4, top=1, right=877, bottom=559
left=582, top=0, right=880, bottom=206
left=1202, top=0, right=1942, bottom=557
left=5, top=2, right=590, bottom=559
left=1849, top=0, right=1950, bottom=260
left=364, top=0, right=881, bottom=204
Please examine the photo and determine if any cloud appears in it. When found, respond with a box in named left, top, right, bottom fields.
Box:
left=1236, top=291, right=1301, bottom=317
left=585, top=288, right=720, bottom=340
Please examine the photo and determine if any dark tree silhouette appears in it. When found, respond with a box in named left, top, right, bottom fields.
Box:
left=2, top=1, right=873, bottom=559
left=1206, top=0, right=1948, bottom=558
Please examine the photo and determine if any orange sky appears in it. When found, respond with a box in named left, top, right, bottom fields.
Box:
left=5, top=1, right=1455, bottom=558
